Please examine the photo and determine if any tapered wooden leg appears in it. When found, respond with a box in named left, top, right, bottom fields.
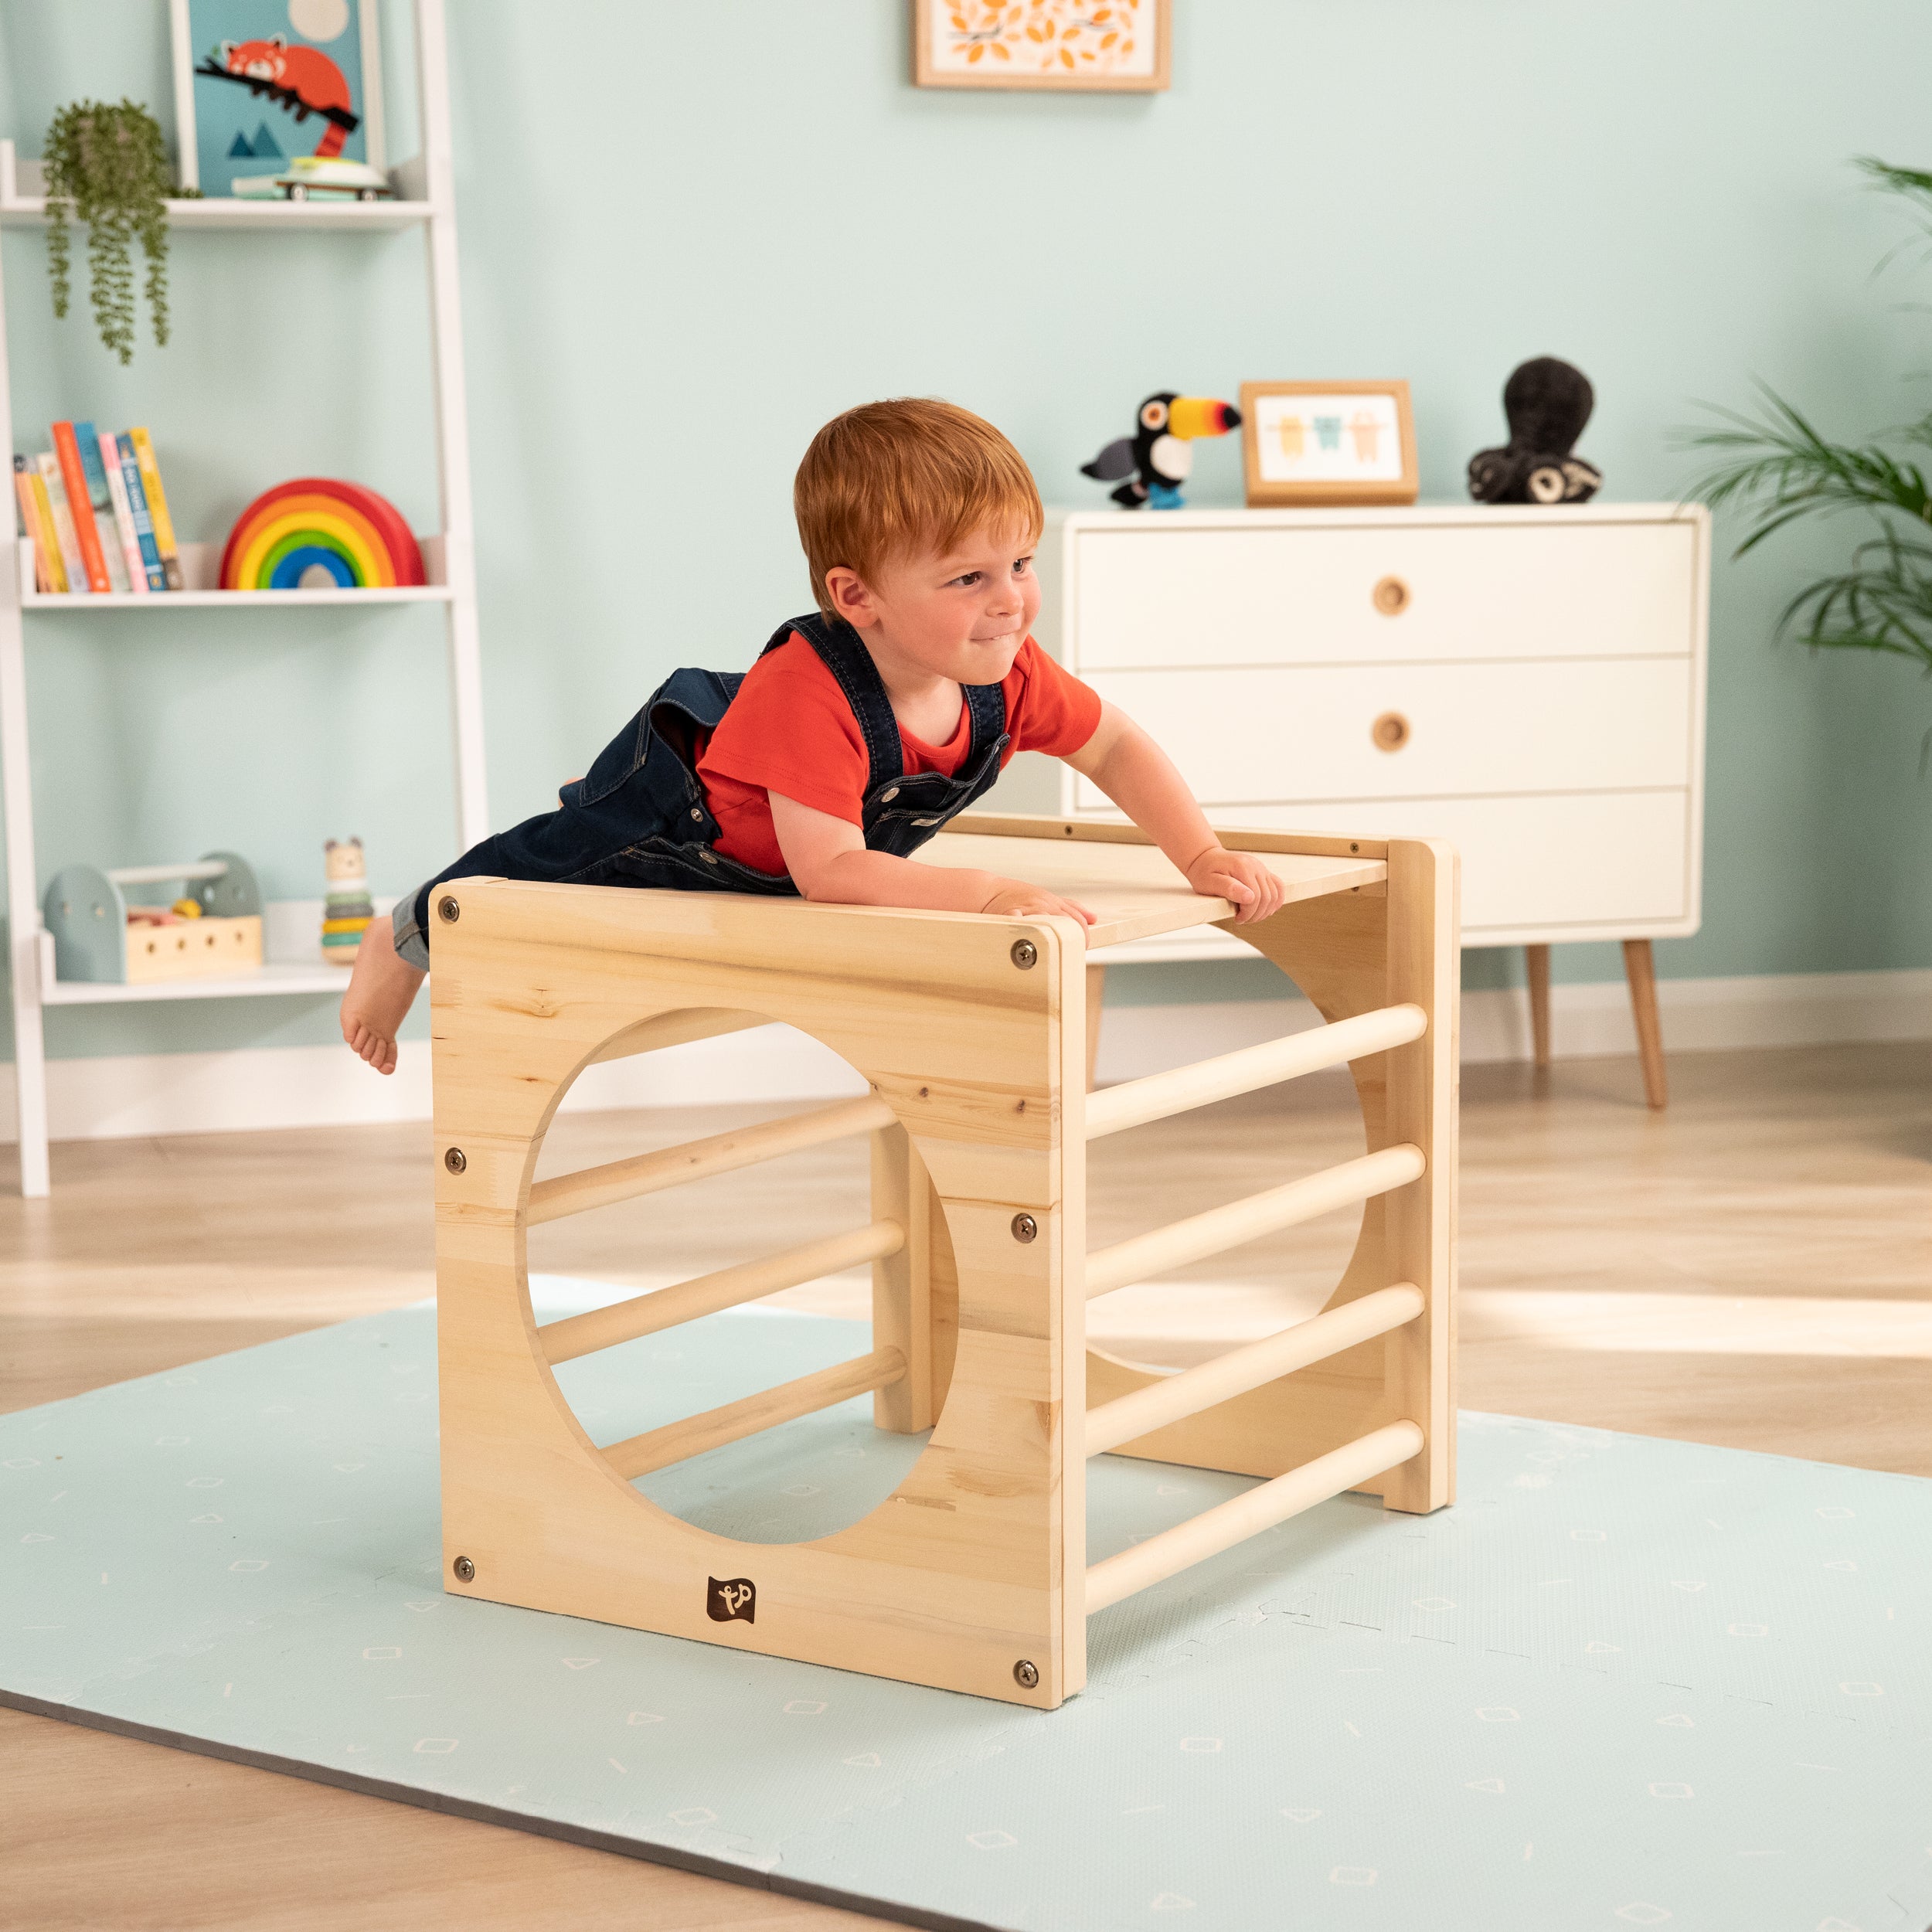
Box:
left=1526, top=944, right=1552, bottom=1066
left=1621, top=938, right=1668, bottom=1111
left=1085, top=963, right=1106, bottom=1092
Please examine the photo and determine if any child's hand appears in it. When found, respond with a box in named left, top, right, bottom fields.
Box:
left=980, top=879, right=1097, bottom=926
left=1185, top=846, right=1285, bottom=924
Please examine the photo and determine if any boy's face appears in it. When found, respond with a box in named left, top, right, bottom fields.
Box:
left=828, top=522, right=1042, bottom=684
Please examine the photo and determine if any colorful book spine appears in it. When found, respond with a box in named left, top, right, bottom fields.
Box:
left=114, top=435, right=168, bottom=592
left=13, top=454, right=53, bottom=592
left=27, top=465, right=69, bottom=594
left=37, top=452, right=89, bottom=594
left=82, top=423, right=142, bottom=594
left=128, top=429, right=184, bottom=590
left=50, top=421, right=112, bottom=593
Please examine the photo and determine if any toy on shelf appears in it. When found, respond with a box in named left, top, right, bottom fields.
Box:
left=1466, top=357, right=1603, bottom=505
left=43, top=852, right=263, bottom=985
left=322, top=836, right=375, bottom=964
left=1080, top=392, right=1242, bottom=509
left=218, top=478, right=424, bottom=590
left=233, top=156, right=395, bottom=203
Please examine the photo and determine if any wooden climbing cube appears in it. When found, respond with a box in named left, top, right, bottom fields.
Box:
left=432, top=813, right=1457, bottom=1708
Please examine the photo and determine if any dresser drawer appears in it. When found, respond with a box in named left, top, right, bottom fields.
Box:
left=1072, top=791, right=1692, bottom=937
left=1069, top=518, right=1699, bottom=669
left=1078, top=658, right=1696, bottom=807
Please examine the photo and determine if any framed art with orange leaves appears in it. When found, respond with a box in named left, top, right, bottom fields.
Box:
left=913, top=0, right=1172, bottom=91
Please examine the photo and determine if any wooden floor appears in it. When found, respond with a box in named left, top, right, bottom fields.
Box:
left=3, top=1039, right=1928, bottom=1930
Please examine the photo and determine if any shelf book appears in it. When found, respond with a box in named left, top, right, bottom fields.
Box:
left=16, top=423, right=182, bottom=594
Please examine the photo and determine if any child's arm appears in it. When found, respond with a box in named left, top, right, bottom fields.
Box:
left=1063, top=703, right=1285, bottom=924
left=770, top=793, right=1096, bottom=925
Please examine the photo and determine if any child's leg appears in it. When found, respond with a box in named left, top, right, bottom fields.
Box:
left=339, top=819, right=572, bottom=1076
left=340, top=920, right=424, bottom=1076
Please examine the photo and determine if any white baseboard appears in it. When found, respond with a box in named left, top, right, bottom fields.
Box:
left=1093, top=966, right=1932, bottom=1084
left=2, top=969, right=1925, bottom=1145
left=0, top=1025, right=867, bottom=1146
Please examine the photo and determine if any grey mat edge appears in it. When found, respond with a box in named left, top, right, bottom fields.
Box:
left=0, top=1685, right=988, bottom=1932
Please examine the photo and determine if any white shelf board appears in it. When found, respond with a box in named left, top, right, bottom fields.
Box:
left=22, top=583, right=454, bottom=610
left=0, top=196, right=436, bottom=233
left=0, top=139, right=434, bottom=230
left=15, top=537, right=452, bottom=609
left=40, top=959, right=351, bottom=1005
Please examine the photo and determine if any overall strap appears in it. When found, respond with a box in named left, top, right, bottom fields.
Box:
left=761, top=613, right=903, bottom=797
left=761, top=611, right=1009, bottom=790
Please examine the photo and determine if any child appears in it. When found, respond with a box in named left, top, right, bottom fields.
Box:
left=342, top=398, right=1283, bottom=1074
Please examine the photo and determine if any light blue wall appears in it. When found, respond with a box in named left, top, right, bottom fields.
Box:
left=4, top=0, right=1930, bottom=1063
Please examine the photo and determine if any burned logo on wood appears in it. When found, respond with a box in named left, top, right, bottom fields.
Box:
left=707, top=1576, right=756, bottom=1624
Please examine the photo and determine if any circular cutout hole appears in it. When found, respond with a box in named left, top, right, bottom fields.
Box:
left=530, top=1014, right=955, bottom=1546
left=1083, top=951, right=1369, bottom=1377
left=1371, top=574, right=1410, bottom=616
left=1371, top=710, right=1410, bottom=753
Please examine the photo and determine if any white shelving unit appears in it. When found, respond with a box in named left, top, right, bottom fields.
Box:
left=0, top=0, right=488, bottom=1196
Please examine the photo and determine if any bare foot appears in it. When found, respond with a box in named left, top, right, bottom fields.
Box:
left=340, top=922, right=425, bottom=1076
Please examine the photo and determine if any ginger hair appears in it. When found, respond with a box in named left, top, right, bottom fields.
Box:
left=794, top=398, right=1044, bottom=620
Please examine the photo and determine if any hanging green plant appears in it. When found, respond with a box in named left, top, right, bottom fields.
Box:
left=41, top=98, right=175, bottom=366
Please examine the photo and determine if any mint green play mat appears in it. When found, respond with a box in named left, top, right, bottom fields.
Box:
left=3, top=1279, right=1927, bottom=1932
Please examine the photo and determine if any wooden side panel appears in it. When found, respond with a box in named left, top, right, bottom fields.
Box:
left=434, top=879, right=1083, bottom=1707
left=1379, top=838, right=1458, bottom=1511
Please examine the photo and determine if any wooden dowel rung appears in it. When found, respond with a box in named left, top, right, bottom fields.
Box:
left=1086, top=1003, right=1427, bottom=1141
left=602, top=1346, right=906, bottom=1480
left=1084, top=1143, right=1426, bottom=1301
left=1083, top=1284, right=1425, bottom=1457
left=1083, top=1420, right=1426, bottom=1614
left=526, top=1094, right=896, bottom=1226
left=539, top=1219, right=903, bottom=1364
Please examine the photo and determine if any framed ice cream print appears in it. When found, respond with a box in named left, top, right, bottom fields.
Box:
left=913, top=0, right=1172, bottom=91
left=1239, top=380, right=1420, bottom=507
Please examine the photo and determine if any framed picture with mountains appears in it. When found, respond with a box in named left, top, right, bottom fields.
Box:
left=170, top=0, right=386, bottom=199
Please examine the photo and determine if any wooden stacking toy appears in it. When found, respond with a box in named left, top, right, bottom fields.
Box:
left=431, top=814, right=1456, bottom=1708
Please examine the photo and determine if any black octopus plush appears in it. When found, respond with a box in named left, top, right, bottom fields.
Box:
left=1467, top=357, right=1602, bottom=505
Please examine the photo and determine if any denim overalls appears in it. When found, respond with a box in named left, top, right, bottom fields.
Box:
left=392, top=611, right=1012, bottom=967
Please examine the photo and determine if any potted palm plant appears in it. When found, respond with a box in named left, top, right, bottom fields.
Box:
left=1689, top=160, right=1932, bottom=737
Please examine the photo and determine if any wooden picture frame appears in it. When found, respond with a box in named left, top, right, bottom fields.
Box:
left=913, top=0, right=1172, bottom=91
left=1240, top=379, right=1420, bottom=509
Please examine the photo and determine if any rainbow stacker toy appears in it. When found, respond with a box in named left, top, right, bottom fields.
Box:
left=219, top=478, right=423, bottom=591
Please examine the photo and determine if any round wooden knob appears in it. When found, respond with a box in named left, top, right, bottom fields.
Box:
left=1371, top=711, right=1410, bottom=753
left=1372, top=575, right=1410, bottom=616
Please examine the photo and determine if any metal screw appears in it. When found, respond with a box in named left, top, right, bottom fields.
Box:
left=1011, top=1213, right=1038, bottom=1243
left=437, top=894, right=461, bottom=923
left=453, top=1555, right=475, bottom=1583
left=444, top=1147, right=467, bottom=1174
left=1010, top=939, right=1038, bottom=969
left=1013, top=1659, right=1039, bottom=1689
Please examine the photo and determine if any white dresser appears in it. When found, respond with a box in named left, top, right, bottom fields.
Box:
left=1039, top=503, right=1712, bottom=1103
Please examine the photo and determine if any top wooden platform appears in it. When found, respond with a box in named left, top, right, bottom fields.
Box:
left=933, top=815, right=1386, bottom=950
left=446, top=815, right=1386, bottom=960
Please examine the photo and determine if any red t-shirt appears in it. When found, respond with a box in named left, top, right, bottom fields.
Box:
left=697, top=632, right=1102, bottom=875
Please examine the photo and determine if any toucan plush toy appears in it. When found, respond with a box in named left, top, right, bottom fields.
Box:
left=1080, top=392, right=1243, bottom=509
